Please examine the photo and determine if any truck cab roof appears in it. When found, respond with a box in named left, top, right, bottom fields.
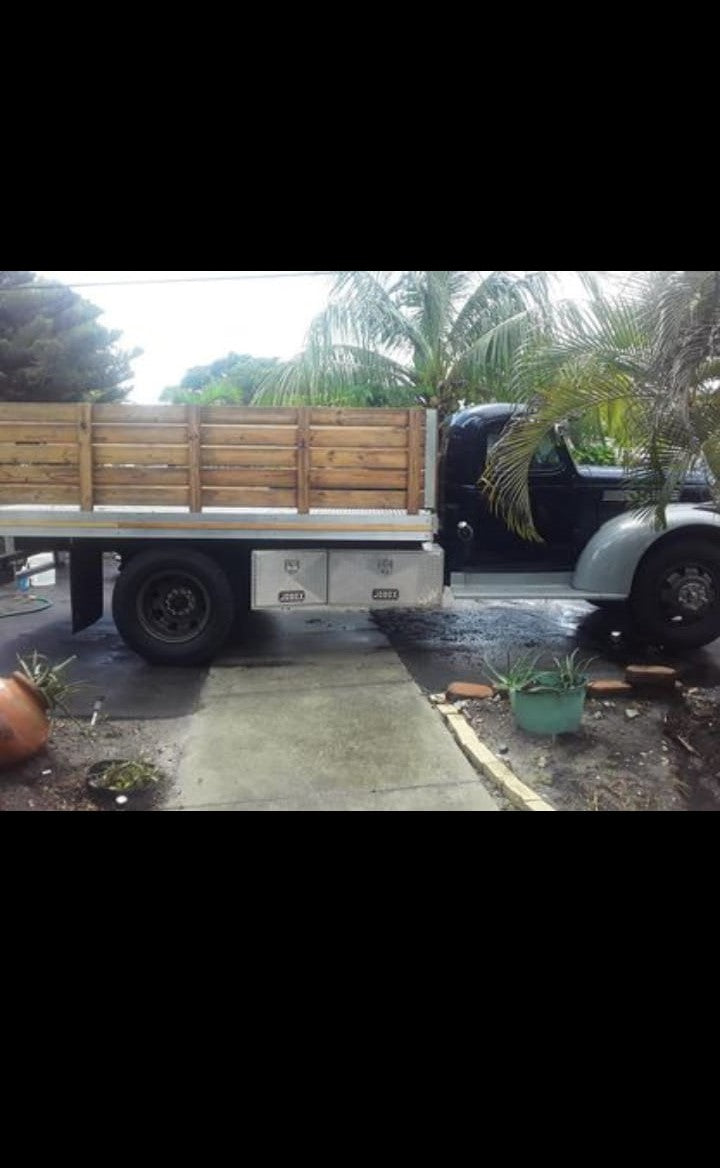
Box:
left=449, top=403, right=524, bottom=430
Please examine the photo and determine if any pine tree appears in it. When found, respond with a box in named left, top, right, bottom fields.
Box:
left=0, top=271, right=139, bottom=402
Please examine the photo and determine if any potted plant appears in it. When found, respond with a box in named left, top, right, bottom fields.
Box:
left=0, top=653, right=82, bottom=770
left=483, top=650, right=594, bottom=736
left=87, top=759, right=164, bottom=800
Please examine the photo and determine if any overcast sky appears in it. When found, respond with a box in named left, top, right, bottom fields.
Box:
left=37, top=271, right=334, bottom=403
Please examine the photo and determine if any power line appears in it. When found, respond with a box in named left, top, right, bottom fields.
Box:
left=3, top=271, right=337, bottom=291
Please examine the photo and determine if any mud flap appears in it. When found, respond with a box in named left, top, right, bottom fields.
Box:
left=70, top=545, right=104, bottom=632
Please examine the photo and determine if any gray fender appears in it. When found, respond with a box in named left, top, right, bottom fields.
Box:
left=572, top=505, right=720, bottom=597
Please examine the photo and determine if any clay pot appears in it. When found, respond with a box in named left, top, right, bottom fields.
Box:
left=0, top=673, right=50, bottom=770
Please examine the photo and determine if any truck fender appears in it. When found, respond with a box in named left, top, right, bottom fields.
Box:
left=572, top=505, right=720, bottom=597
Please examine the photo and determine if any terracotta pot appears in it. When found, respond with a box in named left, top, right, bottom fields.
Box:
left=0, top=673, right=50, bottom=770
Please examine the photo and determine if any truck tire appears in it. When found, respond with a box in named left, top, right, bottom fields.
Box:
left=629, top=538, right=720, bottom=651
left=112, top=548, right=235, bottom=665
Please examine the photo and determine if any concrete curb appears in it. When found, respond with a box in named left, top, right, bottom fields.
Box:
left=434, top=702, right=555, bottom=812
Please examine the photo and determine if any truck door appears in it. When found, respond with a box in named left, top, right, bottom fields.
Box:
left=461, top=426, right=586, bottom=569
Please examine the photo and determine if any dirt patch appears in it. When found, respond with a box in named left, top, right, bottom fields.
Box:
left=462, top=688, right=720, bottom=812
left=0, top=716, right=187, bottom=812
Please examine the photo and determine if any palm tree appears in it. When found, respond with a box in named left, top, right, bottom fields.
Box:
left=255, top=271, right=556, bottom=417
left=483, top=271, right=720, bottom=541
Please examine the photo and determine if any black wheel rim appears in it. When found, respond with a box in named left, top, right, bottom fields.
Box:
left=659, top=563, right=717, bottom=625
left=137, top=571, right=212, bottom=644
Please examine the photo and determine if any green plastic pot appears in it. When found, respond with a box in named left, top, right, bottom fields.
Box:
left=509, top=675, right=587, bottom=735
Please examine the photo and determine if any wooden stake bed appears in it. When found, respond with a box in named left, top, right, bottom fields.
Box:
left=0, top=404, right=436, bottom=542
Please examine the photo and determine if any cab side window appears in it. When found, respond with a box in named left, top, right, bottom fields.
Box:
left=530, top=432, right=564, bottom=472
left=486, top=428, right=565, bottom=473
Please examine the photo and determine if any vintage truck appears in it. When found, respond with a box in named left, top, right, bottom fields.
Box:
left=0, top=400, right=718, bottom=663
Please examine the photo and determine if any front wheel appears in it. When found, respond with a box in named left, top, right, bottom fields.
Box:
left=112, top=548, right=235, bottom=665
left=629, top=538, right=720, bottom=651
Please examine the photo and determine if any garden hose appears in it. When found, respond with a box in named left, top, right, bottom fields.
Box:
left=0, top=598, right=54, bottom=618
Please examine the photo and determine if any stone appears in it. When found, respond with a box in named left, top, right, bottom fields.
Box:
left=625, top=665, right=679, bottom=689
left=446, top=682, right=495, bottom=702
left=587, top=680, right=634, bottom=697
left=625, top=708, right=641, bottom=720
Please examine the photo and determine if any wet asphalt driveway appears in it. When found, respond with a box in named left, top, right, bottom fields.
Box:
left=373, top=596, right=720, bottom=694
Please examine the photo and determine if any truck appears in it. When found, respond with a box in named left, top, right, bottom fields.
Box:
left=1, top=400, right=718, bottom=664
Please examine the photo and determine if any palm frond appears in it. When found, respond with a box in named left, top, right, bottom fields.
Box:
left=483, top=297, right=649, bottom=538
left=450, top=310, right=537, bottom=401
left=486, top=272, right=720, bottom=538
left=255, top=343, right=416, bottom=406
left=448, top=271, right=552, bottom=359
left=319, top=271, right=430, bottom=361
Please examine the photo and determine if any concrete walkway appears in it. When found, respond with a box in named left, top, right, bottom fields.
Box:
left=166, top=612, right=498, bottom=812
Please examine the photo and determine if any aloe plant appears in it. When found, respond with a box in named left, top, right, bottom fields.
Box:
left=545, top=649, right=595, bottom=691
left=481, top=652, right=542, bottom=693
left=483, top=649, right=594, bottom=694
left=15, top=652, right=85, bottom=717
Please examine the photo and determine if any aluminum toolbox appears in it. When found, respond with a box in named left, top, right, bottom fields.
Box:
left=252, top=550, right=328, bottom=609
left=328, top=546, right=443, bottom=608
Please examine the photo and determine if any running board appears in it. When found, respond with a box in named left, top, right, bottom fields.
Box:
left=450, top=571, right=626, bottom=602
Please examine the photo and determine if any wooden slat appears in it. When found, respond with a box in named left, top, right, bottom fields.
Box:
left=78, top=402, right=94, bottom=511
left=0, top=403, right=81, bottom=422
left=310, top=427, right=408, bottom=449
left=311, top=449, right=408, bottom=470
left=0, top=424, right=78, bottom=443
left=407, top=409, right=423, bottom=515
left=93, top=445, right=189, bottom=467
left=311, top=409, right=413, bottom=427
left=310, top=490, right=407, bottom=509
left=94, top=486, right=190, bottom=506
left=201, top=469, right=296, bottom=488
left=0, top=444, right=79, bottom=465
left=201, top=426, right=298, bottom=447
left=310, top=469, right=407, bottom=490
left=202, top=487, right=297, bottom=508
left=201, top=447, right=297, bottom=469
left=94, top=405, right=188, bottom=424
left=94, top=467, right=190, bottom=486
left=297, top=407, right=310, bottom=515
left=0, top=465, right=79, bottom=484
left=199, top=408, right=299, bottom=425
left=0, top=485, right=79, bottom=504
left=93, top=425, right=188, bottom=445
left=188, top=405, right=202, bottom=513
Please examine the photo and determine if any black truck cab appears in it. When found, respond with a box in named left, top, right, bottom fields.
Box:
left=440, top=404, right=711, bottom=573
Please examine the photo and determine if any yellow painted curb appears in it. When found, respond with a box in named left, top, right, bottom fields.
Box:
left=435, top=703, right=555, bottom=812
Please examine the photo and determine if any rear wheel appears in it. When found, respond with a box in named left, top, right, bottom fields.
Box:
left=112, top=548, right=235, bottom=665
left=629, top=538, right=720, bottom=650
